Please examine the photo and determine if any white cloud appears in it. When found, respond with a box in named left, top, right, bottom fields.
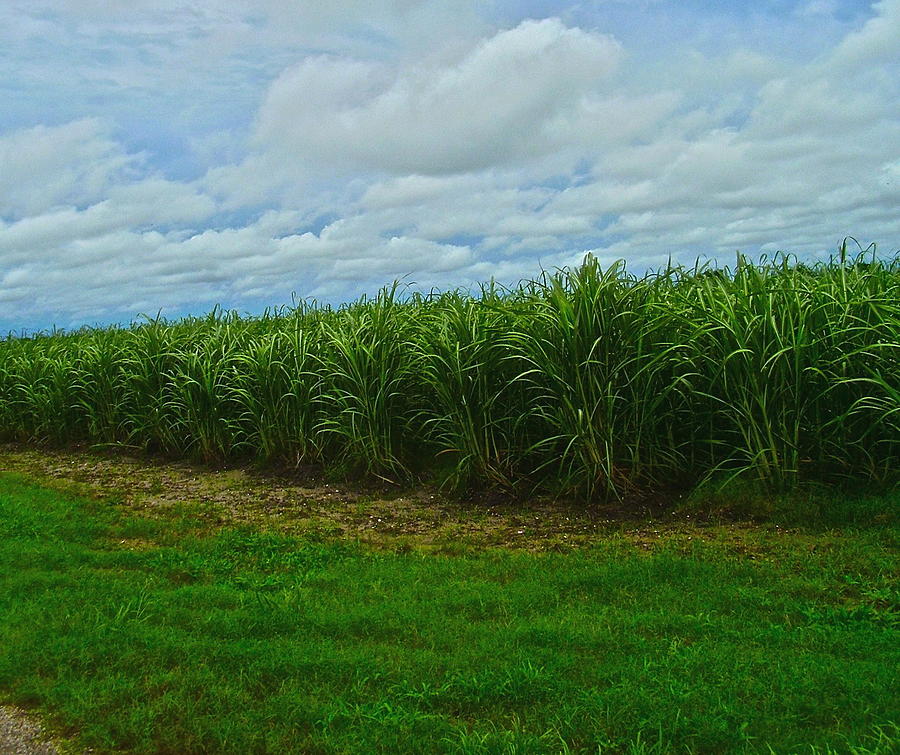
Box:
left=255, top=19, right=626, bottom=174
left=831, top=0, right=900, bottom=68
left=1, top=3, right=898, bottom=332
left=0, top=168, right=216, bottom=262
left=0, top=120, right=137, bottom=219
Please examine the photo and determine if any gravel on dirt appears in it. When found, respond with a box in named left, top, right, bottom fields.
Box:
left=0, top=706, right=61, bottom=755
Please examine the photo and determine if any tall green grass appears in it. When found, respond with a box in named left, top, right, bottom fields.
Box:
left=1, top=243, right=897, bottom=498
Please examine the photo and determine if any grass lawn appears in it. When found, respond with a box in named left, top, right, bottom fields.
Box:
left=0, top=470, right=898, bottom=753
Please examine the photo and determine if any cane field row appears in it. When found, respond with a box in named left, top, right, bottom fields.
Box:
left=1, top=245, right=898, bottom=499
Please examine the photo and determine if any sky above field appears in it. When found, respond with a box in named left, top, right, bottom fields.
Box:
left=1, top=0, right=898, bottom=332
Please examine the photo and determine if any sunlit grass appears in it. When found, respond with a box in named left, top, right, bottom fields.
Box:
left=1, top=474, right=897, bottom=753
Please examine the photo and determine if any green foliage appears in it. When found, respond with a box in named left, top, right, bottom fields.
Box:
left=316, top=285, right=419, bottom=480
left=0, top=475, right=898, bottom=753
left=1, top=241, right=897, bottom=497
left=414, top=283, right=528, bottom=491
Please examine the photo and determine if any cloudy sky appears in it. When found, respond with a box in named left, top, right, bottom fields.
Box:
left=1, top=0, right=898, bottom=332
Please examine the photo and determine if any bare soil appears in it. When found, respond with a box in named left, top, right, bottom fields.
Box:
left=0, top=443, right=797, bottom=557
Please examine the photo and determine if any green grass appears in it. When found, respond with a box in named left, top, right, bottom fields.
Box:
left=1, top=473, right=897, bottom=753
left=1, top=243, right=898, bottom=501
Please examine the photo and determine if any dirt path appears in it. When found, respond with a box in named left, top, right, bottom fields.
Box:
left=0, top=444, right=688, bottom=551
left=0, top=706, right=61, bottom=755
